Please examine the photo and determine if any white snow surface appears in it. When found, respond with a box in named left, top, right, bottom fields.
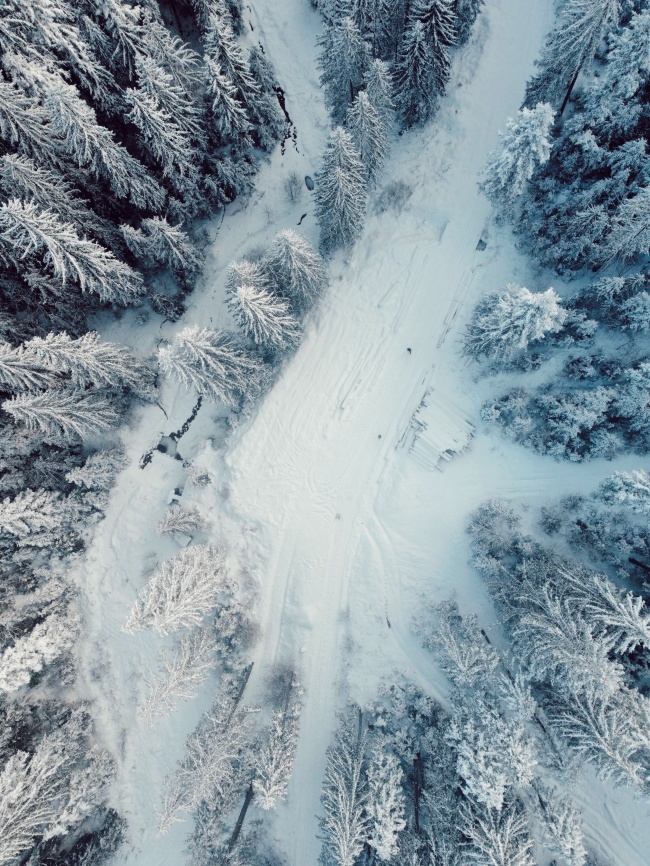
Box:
left=74, top=1, right=650, bottom=865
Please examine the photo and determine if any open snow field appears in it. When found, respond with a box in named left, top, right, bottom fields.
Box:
left=75, top=1, right=650, bottom=864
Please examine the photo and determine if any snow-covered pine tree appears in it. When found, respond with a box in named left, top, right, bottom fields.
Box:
left=454, top=0, right=484, bottom=44
left=426, top=600, right=500, bottom=690
left=315, top=127, right=368, bottom=252
left=512, top=583, right=625, bottom=697
left=264, top=230, right=328, bottom=311
left=134, top=54, right=206, bottom=144
left=25, top=331, right=154, bottom=395
left=464, top=284, right=566, bottom=360
left=157, top=504, right=206, bottom=538
left=140, top=626, right=218, bottom=723
left=318, top=16, right=369, bottom=123
left=3, top=389, right=120, bottom=442
left=526, top=0, right=621, bottom=113
left=320, top=712, right=369, bottom=866
left=158, top=326, right=265, bottom=406
left=366, top=750, right=406, bottom=861
left=0, top=711, right=115, bottom=862
left=364, top=58, right=394, bottom=126
left=534, top=786, right=587, bottom=866
left=124, top=544, right=228, bottom=635
left=545, top=686, right=650, bottom=792
left=0, top=199, right=144, bottom=305
left=0, top=341, right=58, bottom=392
left=597, top=469, right=650, bottom=515
left=253, top=678, right=303, bottom=809
left=479, top=104, right=555, bottom=216
left=394, top=21, right=435, bottom=127
left=228, top=283, right=301, bottom=349
left=449, top=706, right=536, bottom=812
left=157, top=669, right=254, bottom=833
left=125, top=88, right=198, bottom=189
left=121, top=217, right=204, bottom=280
left=346, top=90, right=388, bottom=185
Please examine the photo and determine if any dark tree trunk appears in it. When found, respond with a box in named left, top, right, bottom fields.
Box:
left=228, top=782, right=255, bottom=850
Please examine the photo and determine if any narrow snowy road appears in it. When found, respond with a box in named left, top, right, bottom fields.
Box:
left=223, top=2, right=567, bottom=861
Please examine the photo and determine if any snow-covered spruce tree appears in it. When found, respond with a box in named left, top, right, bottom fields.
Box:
left=24, top=331, right=154, bottom=396
left=0, top=489, right=64, bottom=540
left=315, top=127, right=368, bottom=253
left=3, top=389, right=120, bottom=443
left=158, top=326, right=265, bottom=406
left=0, top=607, right=80, bottom=693
left=41, top=78, right=166, bottom=212
left=124, top=544, right=228, bottom=635
left=204, top=57, right=253, bottom=142
left=140, top=626, right=218, bottom=724
left=601, top=185, right=650, bottom=264
left=395, top=0, right=456, bottom=127
left=479, top=104, right=555, bottom=217
left=454, top=0, right=484, bottom=44
left=228, top=283, right=301, bottom=349
left=204, top=11, right=258, bottom=109
left=264, top=230, right=328, bottom=312
left=0, top=199, right=144, bottom=305
left=121, top=217, right=204, bottom=281
left=319, top=711, right=369, bottom=866
left=366, top=750, right=406, bottom=861
left=364, top=58, right=394, bottom=126
left=253, top=678, right=303, bottom=810
left=448, top=705, right=536, bottom=812
left=461, top=799, right=535, bottom=866
left=464, top=284, right=566, bottom=362
left=526, top=0, right=621, bottom=113
left=511, top=586, right=625, bottom=697
left=0, top=710, right=115, bottom=865
left=346, top=90, right=388, bottom=186
left=0, top=155, right=118, bottom=253
left=318, top=15, right=369, bottom=123
left=125, top=87, right=198, bottom=191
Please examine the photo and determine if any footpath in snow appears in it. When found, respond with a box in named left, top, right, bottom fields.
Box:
left=75, top=1, right=650, bottom=865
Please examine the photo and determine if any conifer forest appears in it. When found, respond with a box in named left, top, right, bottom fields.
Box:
left=2, top=1, right=650, bottom=865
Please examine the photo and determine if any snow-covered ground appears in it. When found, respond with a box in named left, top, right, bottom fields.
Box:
left=75, top=1, right=650, bottom=865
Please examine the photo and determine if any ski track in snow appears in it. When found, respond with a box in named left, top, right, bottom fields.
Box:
left=74, top=1, right=650, bottom=865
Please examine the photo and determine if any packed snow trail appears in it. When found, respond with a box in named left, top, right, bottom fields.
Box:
left=74, top=2, right=650, bottom=865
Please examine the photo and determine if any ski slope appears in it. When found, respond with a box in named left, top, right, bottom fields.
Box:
left=74, top=1, right=650, bottom=865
